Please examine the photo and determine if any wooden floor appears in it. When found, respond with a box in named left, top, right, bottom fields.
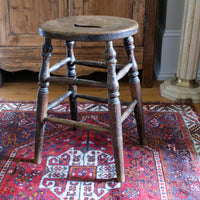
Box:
left=1, top=70, right=200, bottom=112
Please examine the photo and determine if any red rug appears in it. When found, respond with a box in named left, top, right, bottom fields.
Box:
left=0, top=101, right=200, bottom=199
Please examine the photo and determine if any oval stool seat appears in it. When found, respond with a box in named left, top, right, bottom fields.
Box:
left=39, top=15, right=138, bottom=41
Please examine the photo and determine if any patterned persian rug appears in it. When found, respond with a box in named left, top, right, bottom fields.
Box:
left=0, top=101, right=200, bottom=200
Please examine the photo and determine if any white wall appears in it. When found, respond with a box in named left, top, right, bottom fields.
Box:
left=154, top=0, right=200, bottom=80
left=165, top=0, right=184, bottom=29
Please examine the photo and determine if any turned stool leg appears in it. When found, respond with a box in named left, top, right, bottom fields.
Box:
left=105, top=41, right=125, bottom=183
left=34, top=38, right=52, bottom=164
left=0, top=69, right=3, bottom=87
left=65, top=41, right=77, bottom=121
left=123, top=36, right=146, bottom=145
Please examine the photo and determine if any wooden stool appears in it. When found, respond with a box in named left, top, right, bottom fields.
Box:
left=35, top=16, right=146, bottom=183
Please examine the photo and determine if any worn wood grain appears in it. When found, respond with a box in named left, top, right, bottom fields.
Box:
left=105, top=40, right=125, bottom=182
left=46, top=117, right=110, bottom=133
left=39, top=16, right=138, bottom=41
left=0, top=0, right=157, bottom=88
left=47, top=91, right=72, bottom=111
left=0, top=46, right=143, bottom=76
left=34, top=38, right=52, bottom=164
left=121, top=99, right=137, bottom=123
left=124, top=36, right=146, bottom=145
left=142, top=0, right=158, bottom=87
left=0, top=70, right=2, bottom=87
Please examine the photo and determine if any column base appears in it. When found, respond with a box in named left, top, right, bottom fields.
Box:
left=160, top=79, right=200, bottom=103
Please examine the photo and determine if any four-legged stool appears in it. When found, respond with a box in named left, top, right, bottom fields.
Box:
left=34, top=15, right=146, bottom=183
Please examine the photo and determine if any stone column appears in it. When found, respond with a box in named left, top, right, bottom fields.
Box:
left=160, top=0, right=200, bottom=103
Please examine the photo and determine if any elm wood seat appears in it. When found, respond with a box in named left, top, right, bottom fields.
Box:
left=35, top=15, right=146, bottom=183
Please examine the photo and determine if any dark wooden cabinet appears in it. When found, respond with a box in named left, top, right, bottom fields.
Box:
left=0, top=0, right=157, bottom=87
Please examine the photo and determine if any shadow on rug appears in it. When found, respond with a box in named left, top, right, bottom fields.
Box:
left=0, top=101, right=200, bottom=199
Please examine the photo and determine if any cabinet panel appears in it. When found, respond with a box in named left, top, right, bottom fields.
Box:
left=1, top=0, right=67, bottom=47
left=69, top=0, right=83, bottom=16
left=9, top=0, right=59, bottom=34
left=81, top=0, right=145, bottom=46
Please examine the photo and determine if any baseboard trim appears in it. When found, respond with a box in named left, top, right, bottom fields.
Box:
left=157, top=24, right=181, bottom=37
left=163, top=29, right=181, bottom=37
